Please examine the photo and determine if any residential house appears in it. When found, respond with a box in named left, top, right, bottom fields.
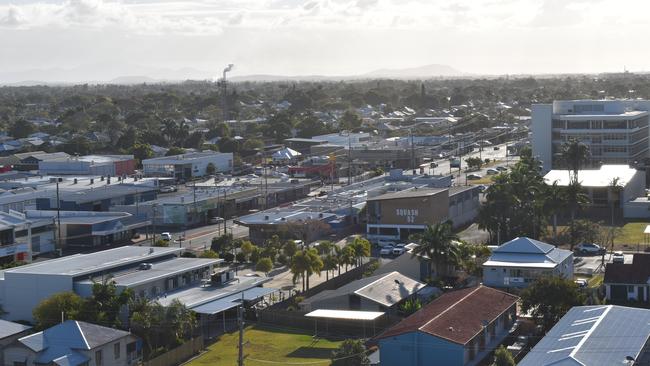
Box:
left=604, top=253, right=650, bottom=302
left=300, top=271, right=426, bottom=313
left=3, top=320, right=141, bottom=366
left=519, top=305, right=650, bottom=366
left=375, top=285, right=519, bottom=366
left=0, top=320, right=31, bottom=366
left=482, top=237, right=573, bottom=288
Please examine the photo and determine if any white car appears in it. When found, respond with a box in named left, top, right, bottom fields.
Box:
left=612, top=251, right=625, bottom=263
left=380, top=246, right=394, bottom=256
left=486, top=168, right=499, bottom=175
left=392, top=244, right=406, bottom=256
left=161, top=232, right=172, bottom=241
left=159, top=185, right=177, bottom=193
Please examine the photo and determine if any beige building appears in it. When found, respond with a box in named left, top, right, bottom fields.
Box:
left=366, top=186, right=479, bottom=243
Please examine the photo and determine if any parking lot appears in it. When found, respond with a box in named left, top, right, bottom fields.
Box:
left=574, top=252, right=634, bottom=276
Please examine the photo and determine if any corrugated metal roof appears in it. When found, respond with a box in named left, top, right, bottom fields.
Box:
left=519, top=305, right=650, bottom=366
left=191, top=287, right=277, bottom=315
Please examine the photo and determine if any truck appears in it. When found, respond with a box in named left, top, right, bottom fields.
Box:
left=449, top=157, right=461, bottom=168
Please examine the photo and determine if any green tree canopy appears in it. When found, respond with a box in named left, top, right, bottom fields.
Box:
left=520, top=277, right=586, bottom=331
left=256, top=257, right=274, bottom=275
left=331, top=339, right=370, bottom=366
left=33, top=292, right=84, bottom=329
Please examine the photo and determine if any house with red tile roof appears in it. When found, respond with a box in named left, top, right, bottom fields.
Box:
left=374, top=285, right=518, bottom=366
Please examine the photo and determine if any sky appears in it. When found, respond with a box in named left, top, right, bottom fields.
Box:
left=0, top=0, right=649, bottom=82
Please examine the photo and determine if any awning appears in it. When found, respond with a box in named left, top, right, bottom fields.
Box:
left=305, top=309, right=384, bottom=321
left=191, top=287, right=276, bottom=315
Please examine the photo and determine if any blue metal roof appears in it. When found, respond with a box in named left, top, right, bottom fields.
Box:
left=519, top=305, right=650, bottom=366
left=191, top=287, right=276, bottom=315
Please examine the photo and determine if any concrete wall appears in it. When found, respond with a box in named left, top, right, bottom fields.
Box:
left=1, top=272, right=73, bottom=322
left=532, top=104, right=553, bottom=172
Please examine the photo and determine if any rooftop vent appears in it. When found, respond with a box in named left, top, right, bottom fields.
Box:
left=264, top=215, right=269, bottom=220
left=73, top=178, right=77, bottom=184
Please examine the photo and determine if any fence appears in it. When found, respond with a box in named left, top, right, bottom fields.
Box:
left=143, top=336, right=204, bottom=366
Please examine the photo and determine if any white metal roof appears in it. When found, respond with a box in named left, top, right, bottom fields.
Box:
left=305, top=309, right=384, bottom=321
left=544, top=165, right=637, bottom=187
left=482, top=260, right=557, bottom=268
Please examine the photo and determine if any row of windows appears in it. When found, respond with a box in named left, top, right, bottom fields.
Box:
left=552, top=117, right=649, bottom=130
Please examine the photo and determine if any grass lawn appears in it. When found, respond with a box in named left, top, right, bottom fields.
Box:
left=548, top=222, right=649, bottom=249
left=186, top=325, right=342, bottom=366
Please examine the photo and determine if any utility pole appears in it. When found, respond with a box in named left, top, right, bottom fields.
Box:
left=347, top=134, right=352, bottom=185
left=410, top=130, right=415, bottom=174
left=223, top=188, right=228, bottom=235
left=55, top=178, right=62, bottom=253
left=152, top=203, right=158, bottom=245
left=237, top=292, right=245, bottom=366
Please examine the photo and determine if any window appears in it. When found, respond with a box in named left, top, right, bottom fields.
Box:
left=628, top=285, right=635, bottom=293
left=114, top=342, right=121, bottom=359
left=96, top=350, right=103, bottom=366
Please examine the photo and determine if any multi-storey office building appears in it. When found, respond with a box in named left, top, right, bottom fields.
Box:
left=532, top=100, right=650, bottom=171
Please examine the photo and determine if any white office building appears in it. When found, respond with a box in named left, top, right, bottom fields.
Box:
left=532, top=100, right=650, bottom=171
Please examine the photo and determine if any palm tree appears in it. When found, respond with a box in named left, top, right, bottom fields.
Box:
left=290, top=251, right=310, bottom=292
left=411, top=221, right=459, bottom=279
left=340, top=245, right=356, bottom=272
left=350, top=237, right=371, bottom=266
left=323, top=254, right=338, bottom=281
left=161, top=119, right=178, bottom=146
left=561, top=138, right=590, bottom=183
left=177, top=120, right=190, bottom=146
left=608, top=177, right=624, bottom=226
left=544, top=181, right=565, bottom=241
left=565, top=180, right=590, bottom=250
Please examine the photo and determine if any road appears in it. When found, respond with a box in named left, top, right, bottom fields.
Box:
left=147, top=220, right=249, bottom=251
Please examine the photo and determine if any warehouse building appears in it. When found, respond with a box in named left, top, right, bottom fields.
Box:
left=38, top=154, right=135, bottom=176
left=142, top=152, right=233, bottom=180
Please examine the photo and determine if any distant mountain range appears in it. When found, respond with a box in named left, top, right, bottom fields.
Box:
left=0, top=63, right=467, bottom=86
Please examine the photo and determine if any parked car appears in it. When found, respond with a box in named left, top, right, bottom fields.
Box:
left=161, top=232, right=172, bottom=241
left=493, top=146, right=500, bottom=150
left=160, top=185, right=177, bottom=193
left=575, top=243, right=606, bottom=255
left=574, top=279, right=588, bottom=288
left=380, top=246, right=395, bottom=256
left=209, top=216, right=225, bottom=224
left=377, top=239, right=396, bottom=248
left=496, top=166, right=508, bottom=172
left=467, top=173, right=483, bottom=180
left=612, top=251, right=625, bottom=263
left=392, top=244, right=406, bottom=256
left=477, top=184, right=488, bottom=193
left=486, top=168, right=499, bottom=175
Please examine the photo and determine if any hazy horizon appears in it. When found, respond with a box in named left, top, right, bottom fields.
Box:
left=1, top=0, right=648, bottom=82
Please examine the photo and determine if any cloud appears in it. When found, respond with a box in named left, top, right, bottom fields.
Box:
left=0, top=6, right=25, bottom=27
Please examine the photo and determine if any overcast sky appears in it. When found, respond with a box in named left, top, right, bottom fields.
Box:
left=0, top=0, right=648, bottom=81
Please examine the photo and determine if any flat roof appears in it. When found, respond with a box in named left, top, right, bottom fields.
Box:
left=157, top=275, right=271, bottom=308
left=77, top=258, right=220, bottom=287
left=236, top=210, right=337, bottom=226
left=544, top=165, right=638, bottom=187
left=143, top=152, right=231, bottom=164
left=305, top=309, right=384, bottom=321
left=367, top=188, right=447, bottom=201
left=4, top=246, right=182, bottom=277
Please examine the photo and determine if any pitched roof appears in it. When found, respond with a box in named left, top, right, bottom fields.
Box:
left=484, top=237, right=573, bottom=269
left=604, top=253, right=650, bottom=284
left=19, top=320, right=131, bottom=366
left=519, top=305, right=650, bottom=366
left=305, top=271, right=425, bottom=308
left=375, top=285, right=518, bottom=345
left=0, top=319, right=31, bottom=339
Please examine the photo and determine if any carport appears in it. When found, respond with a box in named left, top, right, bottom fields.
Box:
left=305, top=309, right=384, bottom=338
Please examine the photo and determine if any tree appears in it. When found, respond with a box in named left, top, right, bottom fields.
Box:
left=80, top=280, right=132, bottom=328
left=411, top=221, right=459, bottom=279
left=33, top=292, right=84, bottom=329
left=399, top=298, right=422, bottom=316
left=323, top=254, right=338, bottom=281
left=131, top=143, right=154, bottom=167
left=493, top=345, right=516, bottom=366
left=9, top=119, right=35, bottom=138
left=520, top=277, right=585, bottom=331
left=200, top=250, right=219, bottom=258
left=564, top=180, right=590, bottom=249
left=240, top=241, right=255, bottom=262
left=283, top=240, right=298, bottom=259
left=166, top=146, right=186, bottom=156
left=331, top=339, right=369, bottom=366
left=256, top=257, right=274, bottom=275
left=338, top=110, right=362, bottom=130
left=543, top=181, right=565, bottom=241
left=211, top=233, right=233, bottom=253
left=290, top=248, right=323, bottom=292
left=465, top=156, right=483, bottom=170
left=153, top=239, right=169, bottom=247
left=349, top=237, right=371, bottom=266
left=561, top=138, right=590, bottom=182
